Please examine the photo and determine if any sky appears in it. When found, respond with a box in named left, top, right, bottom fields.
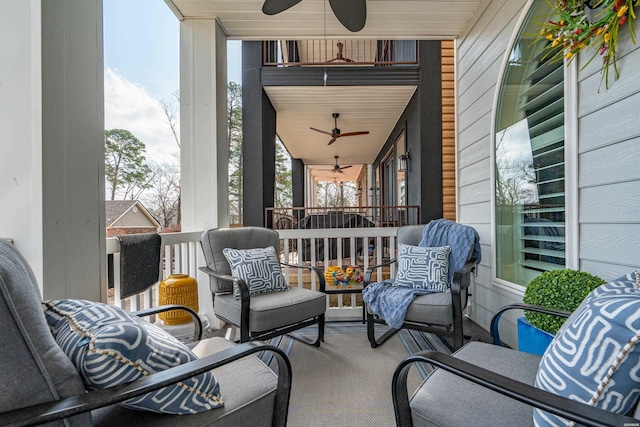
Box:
left=103, top=0, right=241, bottom=164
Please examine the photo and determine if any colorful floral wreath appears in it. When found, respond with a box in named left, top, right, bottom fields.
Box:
left=536, top=0, right=640, bottom=88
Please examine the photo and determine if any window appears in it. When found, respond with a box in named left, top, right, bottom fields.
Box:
left=494, top=0, right=566, bottom=287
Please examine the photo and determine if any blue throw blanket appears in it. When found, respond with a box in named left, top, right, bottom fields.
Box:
left=363, top=220, right=482, bottom=329
left=419, top=219, right=481, bottom=283
left=362, top=281, right=435, bottom=329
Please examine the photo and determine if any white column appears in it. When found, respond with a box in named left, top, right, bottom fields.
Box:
left=1, top=0, right=106, bottom=301
left=0, top=0, right=43, bottom=286
left=179, top=19, right=228, bottom=326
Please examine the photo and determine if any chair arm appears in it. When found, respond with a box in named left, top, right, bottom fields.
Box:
left=449, top=260, right=476, bottom=295
left=198, top=266, right=251, bottom=298
left=1, top=340, right=292, bottom=427
left=132, top=305, right=203, bottom=342
left=363, top=258, right=398, bottom=288
left=392, top=350, right=635, bottom=427
left=490, top=303, right=572, bottom=346
left=280, top=262, right=326, bottom=292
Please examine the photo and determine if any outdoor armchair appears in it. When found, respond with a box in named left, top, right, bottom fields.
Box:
left=363, top=221, right=480, bottom=350
left=393, top=302, right=640, bottom=427
left=200, top=226, right=326, bottom=345
left=0, top=238, right=292, bottom=427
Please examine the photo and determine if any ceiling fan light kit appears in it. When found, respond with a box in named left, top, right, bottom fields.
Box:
left=262, top=0, right=367, bottom=32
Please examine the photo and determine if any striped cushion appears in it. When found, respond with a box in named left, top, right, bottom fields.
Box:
left=394, top=243, right=451, bottom=292
left=534, top=271, right=640, bottom=426
left=223, top=246, right=288, bottom=299
left=42, top=299, right=223, bottom=414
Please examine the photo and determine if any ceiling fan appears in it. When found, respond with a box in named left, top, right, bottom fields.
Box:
left=262, top=0, right=367, bottom=33
left=321, top=156, right=353, bottom=174
left=310, top=113, right=370, bottom=146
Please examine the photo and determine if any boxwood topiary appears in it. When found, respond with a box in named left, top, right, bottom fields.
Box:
left=523, top=269, right=605, bottom=334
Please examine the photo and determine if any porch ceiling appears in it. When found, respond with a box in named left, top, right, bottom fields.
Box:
left=166, top=0, right=489, bottom=40
left=166, top=0, right=488, bottom=181
left=264, top=85, right=417, bottom=182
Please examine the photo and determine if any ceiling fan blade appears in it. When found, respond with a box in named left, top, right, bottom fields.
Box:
left=338, top=165, right=353, bottom=170
left=310, top=127, right=335, bottom=136
left=329, top=0, right=367, bottom=32
left=262, top=0, right=303, bottom=15
left=337, top=131, right=369, bottom=137
left=327, top=137, right=337, bottom=145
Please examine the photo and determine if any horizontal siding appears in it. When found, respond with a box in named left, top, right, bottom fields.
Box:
left=457, top=0, right=640, bottom=347
left=442, top=40, right=456, bottom=221
left=577, top=32, right=640, bottom=282
left=456, top=0, right=528, bottom=345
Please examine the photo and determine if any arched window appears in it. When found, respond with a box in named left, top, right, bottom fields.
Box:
left=494, top=0, right=566, bottom=287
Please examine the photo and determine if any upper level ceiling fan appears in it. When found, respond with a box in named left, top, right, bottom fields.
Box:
left=321, top=155, right=352, bottom=174
left=262, top=0, right=367, bottom=32
left=310, top=113, right=370, bottom=146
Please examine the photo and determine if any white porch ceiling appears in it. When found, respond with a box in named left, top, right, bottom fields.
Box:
left=166, top=0, right=489, bottom=40
left=265, top=85, right=417, bottom=181
left=165, top=0, right=489, bottom=181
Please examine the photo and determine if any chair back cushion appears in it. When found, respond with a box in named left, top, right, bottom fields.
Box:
left=534, top=271, right=640, bottom=426
left=0, top=239, right=90, bottom=426
left=201, top=227, right=280, bottom=293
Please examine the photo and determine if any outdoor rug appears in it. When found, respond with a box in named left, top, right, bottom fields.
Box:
left=262, top=322, right=452, bottom=427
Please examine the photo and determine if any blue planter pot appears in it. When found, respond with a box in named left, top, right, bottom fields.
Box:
left=517, top=317, right=554, bottom=356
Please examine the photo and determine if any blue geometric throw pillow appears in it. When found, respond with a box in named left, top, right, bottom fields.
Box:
left=42, top=299, right=223, bottom=414
left=394, top=243, right=451, bottom=292
left=534, top=271, right=640, bottom=426
left=223, top=246, right=289, bottom=299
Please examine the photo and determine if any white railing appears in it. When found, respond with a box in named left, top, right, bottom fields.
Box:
left=107, top=227, right=399, bottom=321
left=277, top=227, right=398, bottom=320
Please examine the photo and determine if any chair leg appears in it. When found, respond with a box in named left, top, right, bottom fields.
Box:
left=287, top=314, right=324, bottom=347
left=367, top=312, right=399, bottom=348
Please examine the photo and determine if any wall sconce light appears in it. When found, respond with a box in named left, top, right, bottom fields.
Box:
left=357, top=186, right=363, bottom=196
left=399, top=150, right=411, bottom=172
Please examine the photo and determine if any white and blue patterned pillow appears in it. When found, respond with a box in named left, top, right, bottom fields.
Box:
left=394, top=243, right=451, bottom=292
left=223, top=246, right=288, bottom=299
left=42, top=299, right=223, bottom=414
left=534, top=271, right=640, bottom=426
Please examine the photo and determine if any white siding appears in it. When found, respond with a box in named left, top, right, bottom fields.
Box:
left=457, top=0, right=640, bottom=346
left=577, top=36, right=640, bottom=280
left=456, top=0, right=528, bottom=345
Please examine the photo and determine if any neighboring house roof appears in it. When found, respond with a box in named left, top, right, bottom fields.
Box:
left=105, top=200, right=161, bottom=228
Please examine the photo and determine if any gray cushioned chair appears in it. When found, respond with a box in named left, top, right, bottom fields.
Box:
left=363, top=224, right=480, bottom=350
left=0, top=238, right=292, bottom=427
left=200, top=227, right=326, bottom=345
left=392, top=304, right=638, bottom=427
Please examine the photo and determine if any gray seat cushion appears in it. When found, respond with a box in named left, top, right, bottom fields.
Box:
left=410, top=342, right=541, bottom=427
left=367, top=291, right=468, bottom=326
left=92, top=337, right=279, bottom=427
left=214, top=286, right=326, bottom=333
left=0, top=239, right=90, bottom=426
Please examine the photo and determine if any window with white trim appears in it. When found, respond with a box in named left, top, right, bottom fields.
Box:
left=494, top=0, right=565, bottom=287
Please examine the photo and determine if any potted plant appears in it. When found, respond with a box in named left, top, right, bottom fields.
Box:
left=518, top=269, right=605, bottom=355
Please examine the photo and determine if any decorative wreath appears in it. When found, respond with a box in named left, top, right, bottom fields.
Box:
left=536, top=0, right=640, bottom=88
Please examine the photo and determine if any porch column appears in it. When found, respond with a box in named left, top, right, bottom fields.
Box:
left=42, top=0, right=106, bottom=301
left=179, top=19, right=228, bottom=325
left=292, top=158, right=305, bottom=221
left=242, top=41, right=277, bottom=227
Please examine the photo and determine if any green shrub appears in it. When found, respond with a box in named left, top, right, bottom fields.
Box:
left=523, top=269, right=605, bottom=334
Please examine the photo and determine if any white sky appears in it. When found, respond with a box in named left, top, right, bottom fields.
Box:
left=103, top=0, right=242, bottom=165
